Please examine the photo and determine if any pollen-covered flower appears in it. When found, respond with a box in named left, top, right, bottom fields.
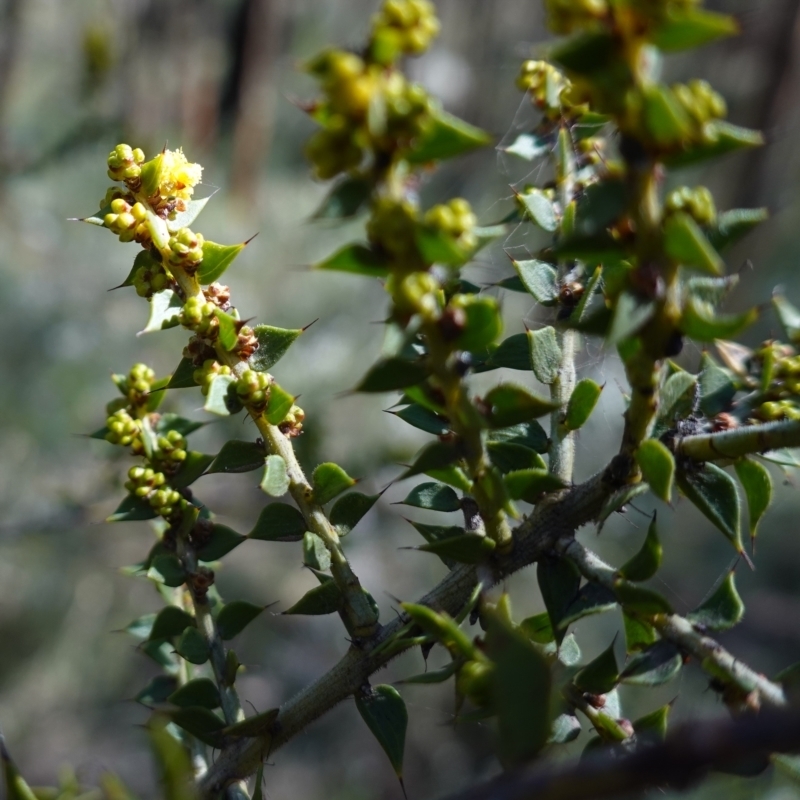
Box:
left=158, top=148, right=203, bottom=200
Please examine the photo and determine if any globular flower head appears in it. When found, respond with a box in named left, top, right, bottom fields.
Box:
left=159, top=148, right=203, bottom=200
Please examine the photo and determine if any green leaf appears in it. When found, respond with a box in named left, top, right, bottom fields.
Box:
left=665, top=212, right=724, bottom=275
left=484, top=384, right=560, bottom=428
left=1, top=738, right=41, bottom=800
left=633, top=705, right=670, bottom=745
left=399, top=482, right=460, bottom=512
left=658, top=371, right=697, bottom=423
left=170, top=452, right=215, bottom=490
left=391, top=404, right=450, bottom=435
left=398, top=441, right=461, bottom=481
left=196, top=524, right=246, bottom=562
left=136, top=675, right=179, bottom=705
left=141, top=290, right=183, bottom=333
left=167, top=707, right=225, bottom=747
left=316, top=242, right=390, bottom=278
left=551, top=31, right=618, bottom=75
left=155, top=413, right=205, bottom=437
left=707, top=208, right=768, bottom=252
left=520, top=612, right=555, bottom=644
left=484, top=333, right=530, bottom=371
left=174, top=626, right=210, bottom=664
left=264, top=383, right=295, bottom=425
left=397, top=661, right=460, bottom=685
left=167, top=357, right=197, bottom=390
left=699, top=352, right=736, bottom=415
left=487, top=442, right=546, bottom=474
left=608, top=291, right=656, bottom=345
left=574, top=640, right=619, bottom=694
left=550, top=713, right=582, bottom=745
left=517, top=188, right=557, bottom=232
left=261, top=455, right=289, bottom=498
left=212, top=308, right=238, bottom=351
left=125, top=613, right=156, bottom=640
left=598, top=483, right=650, bottom=528
left=148, top=716, right=195, bottom=800
left=356, top=358, right=429, bottom=392
left=642, top=84, right=692, bottom=145
left=284, top=578, right=342, bottom=615
left=312, top=462, right=356, bottom=505
left=502, top=132, right=551, bottom=161
left=556, top=633, right=582, bottom=667
left=330, top=492, right=379, bottom=537
left=249, top=502, right=306, bottom=542
left=416, top=226, right=473, bottom=267
left=250, top=325, right=303, bottom=372
left=303, top=532, right=330, bottom=571
left=417, top=532, right=496, bottom=564
left=621, top=641, right=682, bottom=686
left=528, top=326, right=561, bottom=385
left=620, top=514, right=662, bottom=582
left=407, top=521, right=464, bottom=567
left=204, top=373, right=239, bottom=417
left=734, top=458, right=772, bottom=544
left=217, top=601, right=264, bottom=640
left=355, top=685, right=408, bottom=779
left=141, top=640, right=179, bottom=672
left=504, top=469, right=568, bottom=503
left=680, top=297, right=757, bottom=341
left=222, top=708, right=279, bottom=739
left=167, top=678, right=221, bottom=710
left=676, top=463, right=743, bottom=553
left=614, top=581, right=673, bottom=615
left=487, top=615, right=552, bottom=765
left=653, top=7, right=738, bottom=51
left=196, top=240, right=246, bottom=285
left=148, top=554, right=187, bottom=587
left=405, top=107, right=491, bottom=163
left=565, top=379, right=602, bottom=431
left=512, top=259, right=559, bottom=306
left=636, top=441, right=675, bottom=503
left=456, top=297, right=503, bottom=352
left=206, top=440, right=265, bottom=475
left=148, top=607, right=195, bottom=641
left=686, top=572, right=744, bottom=631
left=313, top=176, right=372, bottom=220
left=623, top=612, right=657, bottom=652
left=107, top=494, right=157, bottom=523
left=488, top=421, right=549, bottom=453
left=665, top=121, right=763, bottom=169
left=560, top=582, right=617, bottom=630
left=774, top=294, right=800, bottom=342
left=166, top=194, right=214, bottom=234
left=537, top=557, right=581, bottom=644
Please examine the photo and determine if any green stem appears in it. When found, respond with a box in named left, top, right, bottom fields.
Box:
left=677, top=418, right=800, bottom=462
left=559, top=538, right=787, bottom=708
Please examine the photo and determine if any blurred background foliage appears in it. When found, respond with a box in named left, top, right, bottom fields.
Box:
left=1, top=0, right=800, bottom=798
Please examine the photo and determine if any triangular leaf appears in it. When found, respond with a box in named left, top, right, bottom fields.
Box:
left=261, top=455, right=289, bottom=497
left=250, top=325, right=303, bottom=372
left=167, top=678, right=221, bottom=709
left=355, top=685, right=408, bottom=779
left=528, top=326, right=561, bottom=385
left=537, top=557, right=581, bottom=645
left=206, top=440, right=265, bottom=475
left=564, top=379, right=602, bottom=431
left=284, top=579, right=342, bottom=616
left=636, top=440, right=675, bottom=503
left=330, top=492, right=379, bottom=536
left=148, top=607, right=196, bottom=641
left=399, top=482, right=460, bottom=512
left=517, top=188, right=557, bottom=232
left=197, top=240, right=246, bottom=285
left=315, top=243, right=389, bottom=278
left=416, top=532, right=496, bottom=564
left=504, top=469, right=568, bottom=503
left=249, top=502, right=306, bottom=542
left=312, top=462, right=356, bottom=505
left=574, top=640, right=619, bottom=694
left=140, top=290, right=183, bottom=334
left=174, top=626, right=210, bottom=664
left=405, top=107, right=491, bottom=163
left=196, top=524, right=246, bottom=562
left=734, top=458, right=772, bottom=544
left=216, top=601, right=264, bottom=640
left=356, top=358, right=429, bottom=393
left=483, top=384, right=560, bottom=428
left=621, top=641, right=682, bottom=686
left=620, top=513, right=662, bottom=582
left=686, top=572, right=744, bottom=631
left=511, top=259, right=558, bottom=306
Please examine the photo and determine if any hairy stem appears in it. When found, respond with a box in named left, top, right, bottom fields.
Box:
left=677, top=418, right=800, bottom=461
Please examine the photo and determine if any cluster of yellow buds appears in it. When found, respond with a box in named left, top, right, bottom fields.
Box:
left=193, top=359, right=232, bottom=396
left=671, top=79, right=727, bottom=146
left=167, top=227, right=204, bottom=273
left=370, top=0, right=439, bottom=62
left=235, top=370, right=272, bottom=413
left=115, top=363, right=156, bottom=409
left=105, top=408, right=144, bottom=453
left=545, top=0, right=609, bottom=35
left=155, top=430, right=188, bottom=471
left=304, top=0, right=439, bottom=181
left=665, top=185, right=717, bottom=226
left=125, top=466, right=184, bottom=518
left=751, top=342, right=800, bottom=422
left=279, top=404, right=306, bottom=438
left=107, top=144, right=145, bottom=182
left=392, top=271, right=440, bottom=318
left=103, top=198, right=149, bottom=244
left=133, top=257, right=170, bottom=299
left=516, top=60, right=571, bottom=114
left=424, top=198, right=478, bottom=251
left=179, top=296, right=219, bottom=338
left=366, top=197, right=420, bottom=261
